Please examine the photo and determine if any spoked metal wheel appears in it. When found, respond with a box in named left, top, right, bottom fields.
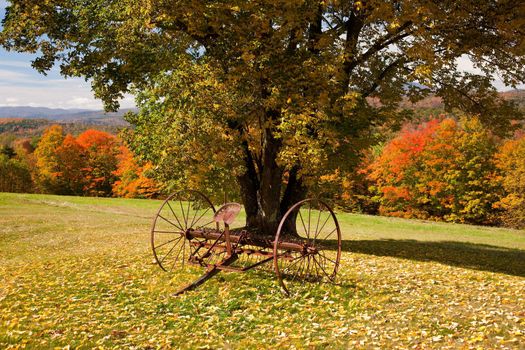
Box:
left=273, top=198, right=342, bottom=295
left=151, top=190, right=218, bottom=272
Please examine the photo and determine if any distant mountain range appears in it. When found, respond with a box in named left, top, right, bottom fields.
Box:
left=0, top=106, right=136, bottom=126
left=1, top=89, right=524, bottom=123
left=0, top=107, right=90, bottom=119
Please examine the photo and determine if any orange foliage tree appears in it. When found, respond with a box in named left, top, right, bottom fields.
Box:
left=368, top=117, right=502, bottom=224
left=34, top=126, right=89, bottom=195
left=112, top=145, right=159, bottom=198
left=76, top=129, right=120, bottom=196
left=33, top=126, right=156, bottom=197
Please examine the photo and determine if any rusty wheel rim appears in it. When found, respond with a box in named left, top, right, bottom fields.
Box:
left=273, top=199, right=342, bottom=295
left=151, top=190, right=217, bottom=272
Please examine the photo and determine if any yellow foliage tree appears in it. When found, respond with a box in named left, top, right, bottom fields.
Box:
left=494, top=135, right=525, bottom=228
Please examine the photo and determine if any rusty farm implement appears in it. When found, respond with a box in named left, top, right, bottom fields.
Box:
left=150, top=190, right=342, bottom=295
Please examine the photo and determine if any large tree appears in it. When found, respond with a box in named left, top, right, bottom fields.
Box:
left=2, top=0, right=525, bottom=233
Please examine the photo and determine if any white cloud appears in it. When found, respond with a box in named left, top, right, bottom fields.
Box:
left=0, top=67, right=92, bottom=87
left=456, top=55, right=525, bottom=92
left=0, top=69, right=31, bottom=81
left=0, top=60, right=33, bottom=68
left=456, top=55, right=480, bottom=74
left=0, top=53, right=136, bottom=110
left=0, top=96, right=19, bottom=106
left=0, top=84, right=135, bottom=110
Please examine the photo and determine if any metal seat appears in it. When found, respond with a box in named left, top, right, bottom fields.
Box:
left=213, top=202, right=242, bottom=225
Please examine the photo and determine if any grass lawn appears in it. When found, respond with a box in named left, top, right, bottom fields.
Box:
left=1, top=192, right=524, bottom=349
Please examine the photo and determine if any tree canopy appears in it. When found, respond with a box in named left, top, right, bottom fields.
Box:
left=2, top=0, right=525, bottom=232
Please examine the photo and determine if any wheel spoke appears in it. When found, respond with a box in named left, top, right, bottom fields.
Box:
left=170, top=241, right=186, bottom=271
left=185, top=198, right=191, bottom=230
left=182, top=234, right=186, bottom=268
left=188, top=204, right=201, bottom=229
left=154, top=230, right=184, bottom=234
left=319, top=253, right=328, bottom=272
left=307, top=203, right=311, bottom=241
left=154, top=235, right=183, bottom=250
left=312, top=255, right=320, bottom=280
left=312, top=255, right=331, bottom=280
left=158, top=214, right=183, bottom=231
left=291, top=258, right=306, bottom=282
left=305, top=255, right=311, bottom=278
left=283, top=254, right=305, bottom=274
left=192, top=207, right=211, bottom=228
left=159, top=239, right=180, bottom=265
left=298, top=210, right=309, bottom=241
left=196, top=219, right=215, bottom=229
left=166, top=201, right=184, bottom=231
left=179, top=199, right=187, bottom=229
left=294, top=257, right=306, bottom=277
left=321, top=227, right=338, bottom=241
left=316, top=213, right=332, bottom=240
left=318, top=251, right=338, bottom=265
left=313, top=209, right=323, bottom=242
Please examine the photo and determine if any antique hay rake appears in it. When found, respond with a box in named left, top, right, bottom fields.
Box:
left=150, top=190, right=342, bottom=295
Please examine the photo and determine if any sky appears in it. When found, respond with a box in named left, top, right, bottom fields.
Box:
left=0, top=0, right=134, bottom=110
left=0, top=0, right=523, bottom=110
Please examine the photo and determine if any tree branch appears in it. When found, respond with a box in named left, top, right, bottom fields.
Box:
left=362, top=57, right=407, bottom=98
left=340, top=20, right=413, bottom=95
left=351, top=21, right=413, bottom=72
left=151, top=18, right=219, bottom=49
left=340, top=10, right=365, bottom=93
left=308, top=3, right=323, bottom=54
left=430, top=75, right=484, bottom=111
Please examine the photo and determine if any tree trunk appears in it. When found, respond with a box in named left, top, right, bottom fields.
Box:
left=241, top=126, right=283, bottom=234
left=237, top=139, right=260, bottom=229
left=279, top=165, right=307, bottom=236
left=237, top=133, right=307, bottom=236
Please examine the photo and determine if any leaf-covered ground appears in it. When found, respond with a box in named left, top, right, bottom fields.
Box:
left=1, top=193, right=524, bottom=349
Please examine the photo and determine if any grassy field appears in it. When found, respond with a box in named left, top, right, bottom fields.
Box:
left=1, top=192, right=524, bottom=349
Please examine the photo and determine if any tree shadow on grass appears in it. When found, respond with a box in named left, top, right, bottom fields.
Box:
left=340, top=239, right=525, bottom=278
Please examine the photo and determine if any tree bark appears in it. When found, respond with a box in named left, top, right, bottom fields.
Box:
left=279, top=165, right=307, bottom=236
left=238, top=156, right=307, bottom=236
left=236, top=119, right=307, bottom=236
left=255, top=125, right=284, bottom=234
left=237, top=140, right=260, bottom=229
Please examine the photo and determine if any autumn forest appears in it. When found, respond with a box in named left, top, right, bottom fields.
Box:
left=2, top=109, right=525, bottom=229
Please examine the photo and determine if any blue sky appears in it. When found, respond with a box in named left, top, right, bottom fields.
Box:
left=0, top=1, right=522, bottom=110
left=0, top=0, right=134, bottom=109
